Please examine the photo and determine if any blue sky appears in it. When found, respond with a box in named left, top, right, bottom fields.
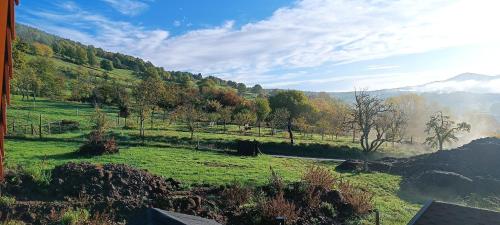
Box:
left=17, top=0, right=500, bottom=91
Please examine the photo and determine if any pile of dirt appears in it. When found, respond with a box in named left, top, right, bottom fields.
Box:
left=0, top=163, right=213, bottom=224
left=50, top=163, right=178, bottom=202
left=338, top=137, right=500, bottom=196
left=1, top=163, right=368, bottom=225
left=383, top=137, right=500, bottom=179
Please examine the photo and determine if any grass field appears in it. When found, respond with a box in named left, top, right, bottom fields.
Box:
left=4, top=95, right=422, bottom=225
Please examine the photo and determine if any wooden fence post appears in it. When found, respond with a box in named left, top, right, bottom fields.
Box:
left=31, top=123, right=34, bottom=135
left=39, top=114, right=42, bottom=139
left=59, top=121, right=62, bottom=133
left=76, top=107, right=79, bottom=116
left=11, top=118, right=15, bottom=133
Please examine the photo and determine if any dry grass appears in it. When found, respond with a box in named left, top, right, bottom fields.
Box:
left=302, top=166, right=336, bottom=191
left=268, top=166, right=285, bottom=193
left=337, top=180, right=374, bottom=215
left=261, top=193, right=299, bottom=225
left=301, top=166, right=336, bottom=208
left=222, top=184, right=252, bottom=208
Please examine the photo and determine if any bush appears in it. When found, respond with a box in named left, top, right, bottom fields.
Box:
left=77, top=108, right=119, bottom=156
left=260, top=193, right=299, bottom=225
left=320, top=202, right=337, bottom=218
left=302, top=166, right=336, bottom=191
left=78, top=131, right=119, bottom=156
left=60, top=208, right=90, bottom=225
left=268, top=167, right=284, bottom=195
left=2, top=220, right=26, bottom=225
left=337, top=181, right=374, bottom=215
left=301, top=166, right=336, bottom=208
left=0, top=196, right=16, bottom=207
left=222, top=184, right=252, bottom=209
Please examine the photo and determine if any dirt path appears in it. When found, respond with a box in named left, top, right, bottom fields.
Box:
left=269, top=154, right=346, bottom=162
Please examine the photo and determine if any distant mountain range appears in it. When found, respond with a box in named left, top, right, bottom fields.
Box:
left=321, top=73, right=500, bottom=121
left=397, top=73, right=500, bottom=94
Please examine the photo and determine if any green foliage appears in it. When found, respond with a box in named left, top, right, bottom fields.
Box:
left=60, top=209, right=90, bottom=225
left=1, top=220, right=26, bottom=225
left=32, top=42, right=54, bottom=57
left=12, top=67, right=40, bottom=100
left=254, top=97, right=271, bottom=123
left=251, top=84, right=264, bottom=95
left=0, top=196, right=16, bottom=207
left=90, top=108, right=110, bottom=134
left=320, top=202, right=337, bottom=218
left=12, top=40, right=28, bottom=70
left=269, top=90, right=312, bottom=119
left=100, top=59, right=114, bottom=71
left=86, top=47, right=98, bottom=66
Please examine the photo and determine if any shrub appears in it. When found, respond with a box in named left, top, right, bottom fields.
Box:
left=337, top=181, right=374, bottom=215
left=78, top=132, right=119, bottom=155
left=268, top=167, right=284, bottom=195
left=320, top=202, right=337, bottom=218
left=2, top=220, right=26, bottom=225
left=260, top=193, right=299, bottom=225
left=222, top=184, right=252, bottom=209
left=302, top=166, right=336, bottom=191
left=301, top=166, right=336, bottom=208
left=0, top=196, right=16, bottom=207
left=78, top=108, right=119, bottom=156
left=60, top=208, right=90, bottom=225
left=23, top=161, right=52, bottom=186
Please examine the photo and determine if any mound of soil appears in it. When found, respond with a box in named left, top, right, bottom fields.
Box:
left=383, top=137, right=500, bottom=180
left=1, top=162, right=367, bottom=225
left=51, top=163, right=177, bottom=202
left=344, top=137, right=500, bottom=196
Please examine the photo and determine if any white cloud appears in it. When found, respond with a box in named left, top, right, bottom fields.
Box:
left=22, top=0, right=500, bottom=90
left=367, top=65, right=400, bottom=70
left=101, top=0, right=149, bottom=16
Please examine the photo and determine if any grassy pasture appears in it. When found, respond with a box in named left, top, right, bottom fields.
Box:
left=5, top=95, right=422, bottom=225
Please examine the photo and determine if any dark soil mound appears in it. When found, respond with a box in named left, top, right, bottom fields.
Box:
left=0, top=162, right=370, bottom=225
left=407, top=170, right=474, bottom=195
left=50, top=163, right=178, bottom=202
left=384, top=137, right=500, bottom=179
left=371, top=137, right=500, bottom=196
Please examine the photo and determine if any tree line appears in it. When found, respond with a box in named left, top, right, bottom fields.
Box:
left=12, top=24, right=472, bottom=152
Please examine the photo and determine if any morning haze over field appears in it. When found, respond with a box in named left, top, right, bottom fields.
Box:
left=1, top=0, right=500, bottom=225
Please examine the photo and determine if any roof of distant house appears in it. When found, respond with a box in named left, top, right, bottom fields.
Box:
left=408, top=200, right=500, bottom=225
left=148, top=208, right=222, bottom=225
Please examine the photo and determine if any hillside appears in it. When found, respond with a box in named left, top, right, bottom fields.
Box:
left=15, top=24, right=263, bottom=99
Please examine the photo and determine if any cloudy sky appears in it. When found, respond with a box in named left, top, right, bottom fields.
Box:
left=17, top=0, right=500, bottom=91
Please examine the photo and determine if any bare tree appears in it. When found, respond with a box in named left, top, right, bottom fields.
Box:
left=424, top=111, right=471, bottom=151
left=386, top=106, right=409, bottom=146
left=353, top=90, right=392, bottom=153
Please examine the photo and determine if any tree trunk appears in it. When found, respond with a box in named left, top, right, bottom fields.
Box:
left=223, top=121, right=227, bottom=133
left=287, top=118, right=294, bottom=145
left=150, top=111, right=154, bottom=129
left=140, top=115, right=145, bottom=144
left=258, top=122, right=261, bottom=137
